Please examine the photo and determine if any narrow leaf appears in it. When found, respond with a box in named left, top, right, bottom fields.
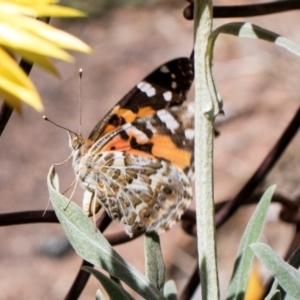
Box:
left=251, top=243, right=300, bottom=299
left=163, top=280, right=177, bottom=300
left=226, top=185, right=276, bottom=300
left=265, top=289, right=281, bottom=300
left=82, top=266, right=135, bottom=300
left=145, top=232, right=165, bottom=291
left=269, top=244, right=300, bottom=298
left=210, top=22, right=300, bottom=60
left=47, top=166, right=161, bottom=300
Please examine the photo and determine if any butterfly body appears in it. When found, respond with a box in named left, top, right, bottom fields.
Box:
left=69, top=58, right=194, bottom=237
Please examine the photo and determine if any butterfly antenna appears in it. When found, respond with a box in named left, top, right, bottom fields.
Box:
left=78, top=68, right=83, bottom=135
left=43, top=116, right=77, bottom=136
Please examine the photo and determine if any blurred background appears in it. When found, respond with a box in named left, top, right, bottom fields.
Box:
left=0, top=0, right=299, bottom=299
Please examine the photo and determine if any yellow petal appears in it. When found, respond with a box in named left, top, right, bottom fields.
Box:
left=245, top=264, right=265, bottom=300
left=0, top=90, right=22, bottom=113
left=0, top=48, right=43, bottom=111
left=0, top=1, right=85, bottom=17
left=16, top=49, right=59, bottom=76
left=0, top=2, right=36, bottom=16
left=33, top=5, right=86, bottom=17
left=0, top=75, right=43, bottom=111
left=0, top=15, right=91, bottom=53
left=0, top=47, right=36, bottom=87
left=0, top=22, right=73, bottom=61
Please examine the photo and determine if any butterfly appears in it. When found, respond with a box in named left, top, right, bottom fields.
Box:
left=69, top=58, right=194, bottom=237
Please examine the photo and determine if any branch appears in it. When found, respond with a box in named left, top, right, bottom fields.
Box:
left=184, top=1, right=300, bottom=20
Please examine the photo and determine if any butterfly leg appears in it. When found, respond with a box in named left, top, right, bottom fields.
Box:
left=52, top=153, right=73, bottom=166
left=63, top=176, right=80, bottom=210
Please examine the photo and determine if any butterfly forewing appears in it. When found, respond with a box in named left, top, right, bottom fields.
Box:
left=88, top=58, right=194, bottom=141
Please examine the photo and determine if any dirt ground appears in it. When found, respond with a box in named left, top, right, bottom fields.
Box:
left=0, top=2, right=299, bottom=300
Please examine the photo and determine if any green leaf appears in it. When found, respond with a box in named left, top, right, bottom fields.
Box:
left=265, top=289, right=281, bottom=300
left=163, top=280, right=177, bottom=300
left=226, top=185, right=276, bottom=300
left=82, top=266, right=135, bottom=300
left=144, top=232, right=165, bottom=291
left=47, top=166, right=161, bottom=300
left=251, top=243, right=300, bottom=299
left=269, top=245, right=300, bottom=298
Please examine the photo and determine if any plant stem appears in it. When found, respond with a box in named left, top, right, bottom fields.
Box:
left=194, top=0, right=220, bottom=299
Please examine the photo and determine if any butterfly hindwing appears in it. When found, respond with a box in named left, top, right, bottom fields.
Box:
left=82, top=151, right=192, bottom=236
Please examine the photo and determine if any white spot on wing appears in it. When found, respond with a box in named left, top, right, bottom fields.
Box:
left=137, top=81, right=156, bottom=97
left=184, top=128, right=194, bottom=140
left=157, top=110, right=179, bottom=133
left=160, top=65, right=170, bottom=73
left=171, top=81, right=177, bottom=89
left=162, top=91, right=172, bottom=102
left=146, top=124, right=156, bottom=134
left=126, top=127, right=149, bottom=143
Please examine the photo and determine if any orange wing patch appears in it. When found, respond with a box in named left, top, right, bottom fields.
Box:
left=102, top=106, right=156, bottom=136
left=150, top=135, right=192, bottom=171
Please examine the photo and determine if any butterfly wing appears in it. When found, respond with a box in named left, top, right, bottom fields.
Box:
left=89, top=103, right=194, bottom=177
left=82, top=151, right=192, bottom=237
left=80, top=104, right=194, bottom=235
left=76, top=58, right=194, bottom=236
left=88, top=57, right=194, bottom=141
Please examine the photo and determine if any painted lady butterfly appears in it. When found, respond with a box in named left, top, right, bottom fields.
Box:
left=69, top=58, right=194, bottom=237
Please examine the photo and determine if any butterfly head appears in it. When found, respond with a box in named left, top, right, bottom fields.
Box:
left=68, top=131, right=93, bottom=166
left=68, top=131, right=84, bottom=151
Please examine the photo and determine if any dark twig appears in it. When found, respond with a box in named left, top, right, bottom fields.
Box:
left=105, top=229, right=144, bottom=246
left=216, top=106, right=300, bottom=229
left=179, top=263, right=200, bottom=300
left=64, top=260, right=93, bottom=300
left=181, top=192, right=299, bottom=237
left=96, top=210, right=112, bottom=232
left=184, top=0, right=300, bottom=20
left=0, top=211, right=58, bottom=225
